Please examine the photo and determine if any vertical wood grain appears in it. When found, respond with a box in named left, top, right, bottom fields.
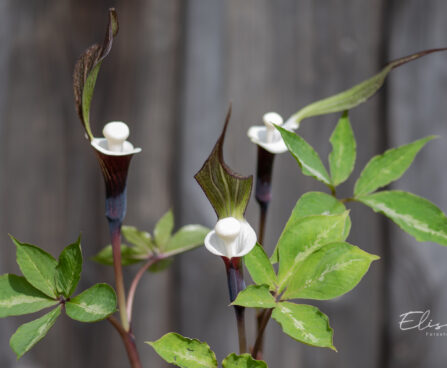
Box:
left=0, top=1, right=183, bottom=367
left=1, top=1, right=447, bottom=367
left=387, top=1, right=447, bottom=368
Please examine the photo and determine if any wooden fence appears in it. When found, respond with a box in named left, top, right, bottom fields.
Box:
left=0, top=1, right=447, bottom=367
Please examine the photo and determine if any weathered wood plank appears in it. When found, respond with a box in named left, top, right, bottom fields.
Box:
left=387, top=1, right=447, bottom=367
left=2, top=1, right=447, bottom=367
left=0, top=1, right=17, bottom=366
left=175, top=0, right=231, bottom=362
left=115, top=1, right=184, bottom=367
left=0, top=1, right=182, bottom=367
left=0, top=2, right=82, bottom=367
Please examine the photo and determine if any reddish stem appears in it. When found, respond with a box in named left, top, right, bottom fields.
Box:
left=109, top=222, right=130, bottom=331
left=223, top=257, right=247, bottom=353
left=127, top=257, right=157, bottom=323
left=107, top=316, right=142, bottom=368
left=252, top=308, right=273, bottom=359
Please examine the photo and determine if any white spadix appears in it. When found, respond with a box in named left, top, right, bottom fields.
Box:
left=204, top=217, right=257, bottom=259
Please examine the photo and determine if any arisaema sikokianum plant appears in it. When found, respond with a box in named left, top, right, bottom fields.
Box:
left=149, top=49, right=447, bottom=368
left=147, top=108, right=379, bottom=368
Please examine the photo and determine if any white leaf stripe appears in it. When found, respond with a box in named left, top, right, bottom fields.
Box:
left=166, top=349, right=213, bottom=366
left=27, top=311, right=59, bottom=349
left=364, top=199, right=447, bottom=241
left=0, top=295, right=53, bottom=309
left=333, top=143, right=345, bottom=170
left=10, top=306, right=61, bottom=358
left=279, top=217, right=345, bottom=290
left=276, top=304, right=318, bottom=343
left=303, top=259, right=362, bottom=289
left=355, top=136, right=433, bottom=195
left=278, top=126, right=330, bottom=185
left=148, top=333, right=218, bottom=368
left=301, top=161, right=330, bottom=185
left=67, top=301, right=111, bottom=316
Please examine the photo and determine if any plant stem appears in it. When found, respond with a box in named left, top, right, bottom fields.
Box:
left=258, top=206, right=267, bottom=247
left=109, top=221, right=130, bottom=332
left=255, top=202, right=268, bottom=355
left=255, top=146, right=275, bottom=247
left=235, top=306, right=247, bottom=354
left=329, top=185, right=336, bottom=197
left=94, top=140, right=140, bottom=366
left=223, top=257, right=247, bottom=354
left=127, top=257, right=157, bottom=323
left=252, top=308, right=273, bottom=359
left=108, top=227, right=144, bottom=368
left=340, top=197, right=355, bottom=203
left=107, top=316, right=142, bottom=368
left=254, top=146, right=275, bottom=357
left=255, top=309, right=266, bottom=357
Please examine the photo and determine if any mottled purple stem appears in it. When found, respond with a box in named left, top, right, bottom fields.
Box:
left=254, top=146, right=276, bottom=356
left=108, top=216, right=129, bottom=331
left=255, top=146, right=275, bottom=246
left=223, top=257, right=247, bottom=354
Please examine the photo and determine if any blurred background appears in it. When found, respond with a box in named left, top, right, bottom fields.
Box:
left=0, top=0, right=447, bottom=367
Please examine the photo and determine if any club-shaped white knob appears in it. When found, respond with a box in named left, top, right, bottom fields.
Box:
left=103, top=121, right=130, bottom=152
left=215, top=217, right=241, bottom=244
left=263, top=112, right=283, bottom=143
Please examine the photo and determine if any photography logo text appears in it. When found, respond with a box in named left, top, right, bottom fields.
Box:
left=399, top=310, right=447, bottom=337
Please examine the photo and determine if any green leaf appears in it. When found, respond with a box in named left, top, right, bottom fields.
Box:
left=222, top=353, right=267, bottom=368
left=272, top=302, right=335, bottom=350
left=91, top=244, right=145, bottom=266
left=276, top=126, right=331, bottom=186
left=122, top=225, right=154, bottom=253
left=354, top=136, right=435, bottom=196
left=11, top=236, right=58, bottom=298
left=73, top=9, right=119, bottom=140
left=291, top=191, right=348, bottom=218
left=231, top=285, right=276, bottom=308
left=329, top=112, right=356, bottom=186
left=154, top=210, right=174, bottom=248
left=10, top=306, right=61, bottom=359
left=244, top=243, right=277, bottom=289
left=194, top=107, right=253, bottom=219
left=0, top=274, right=58, bottom=318
left=357, top=190, right=447, bottom=246
left=271, top=192, right=351, bottom=263
left=286, top=49, right=447, bottom=128
left=65, top=283, right=116, bottom=322
left=164, top=225, right=209, bottom=256
left=148, top=258, right=174, bottom=273
left=276, top=213, right=349, bottom=292
left=282, top=242, right=379, bottom=300
left=288, top=191, right=352, bottom=237
left=147, top=332, right=218, bottom=368
left=56, top=237, right=82, bottom=298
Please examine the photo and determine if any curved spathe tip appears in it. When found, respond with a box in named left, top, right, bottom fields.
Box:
left=204, top=218, right=257, bottom=259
